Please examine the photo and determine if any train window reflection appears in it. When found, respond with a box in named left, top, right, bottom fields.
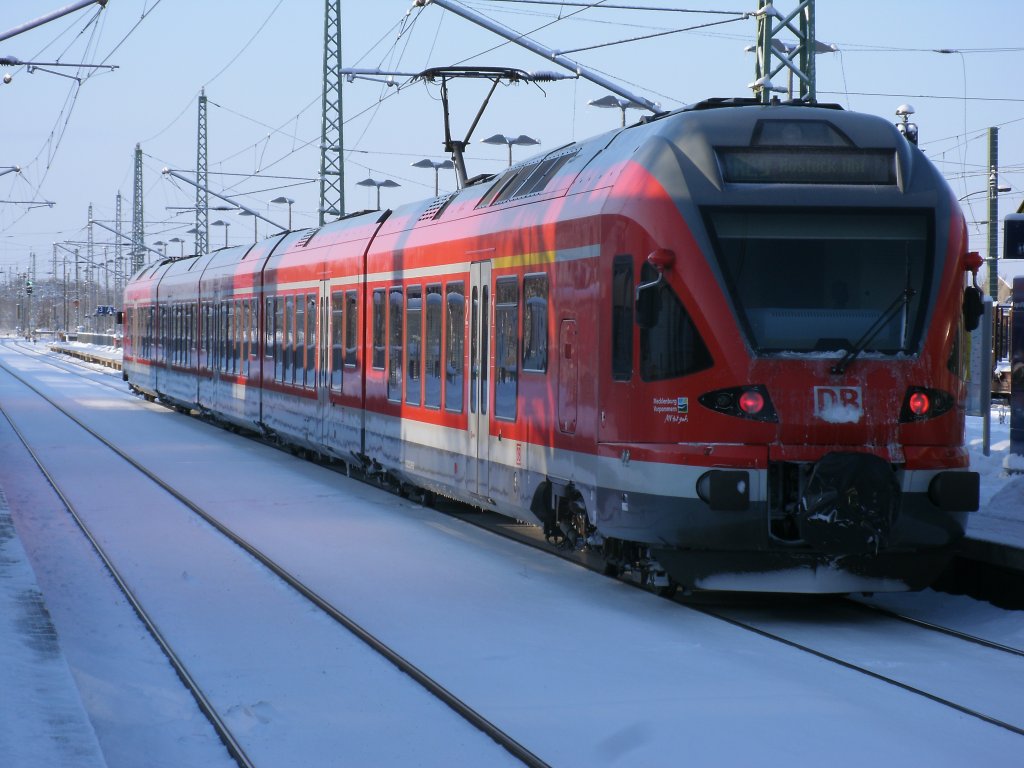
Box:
left=522, top=274, right=548, bottom=373
left=388, top=287, right=403, bottom=402
left=638, top=263, right=713, bottom=381
left=706, top=208, right=931, bottom=354
left=425, top=284, right=442, bottom=409
left=495, top=277, right=518, bottom=420
left=446, top=282, right=465, bottom=413
left=407, top=286, right=422, bottom=406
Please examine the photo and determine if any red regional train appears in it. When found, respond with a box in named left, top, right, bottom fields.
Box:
left=123, top=98, right=981, bottom=593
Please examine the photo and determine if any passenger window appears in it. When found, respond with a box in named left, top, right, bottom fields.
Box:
left=284, top=295, right=294, bottom=384
left=331, top=290, right=344, bottom=390
left=522, top=274, right=548, bottom=372
left=446, top=282, right=465, bottom=413
left=345, top=290, right=358, bottom=367
left=372, top=289, right=385, bottom=369
left=425, top=284, right=442, bottom=409
left=406, top=286, right=422, bottom=406
left=306, top=294, right=317, bottom=388
left=388, top=287, right=403, bottom=401
left=495, top=277, right=518, bottom=420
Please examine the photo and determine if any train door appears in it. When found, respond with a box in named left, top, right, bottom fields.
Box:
left=558, top=319, right=578, bottom=434
left=316, top=280, right=331, bottom=447
left=470, top=261, right=491, bottom=499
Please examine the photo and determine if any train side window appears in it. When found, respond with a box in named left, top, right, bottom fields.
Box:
left=274, top=297, right=284, bottom=382
left=331, top=290, right=344, bottom=390
left=522, top=274, right=548, bottom=373
left=638, top=263, right=713, bottom=381
left=284, top=295, right=294, bottom=384
left=203, top=302, right=213, bottom=371
left=306, top=294, right=317, bottom=388
left=372, top=289, right=385, bottom=369
left=495, top=276, right=518, bottom=420
left=425, top=284, right=442, bottom=409
left=388, top=287, right=403, bottom=402
left=295, top=295, right=306, bottom=387
left=446, top=282, right=465, bottom=413
left=345, top=290, right=358, bottom=367
left=406, top=286, right=423, bottom=406
left=612, top=255, right=634, bottom=381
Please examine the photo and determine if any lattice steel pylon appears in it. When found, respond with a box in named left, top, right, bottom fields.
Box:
left=195, top=88, right=209, bottom=255
left=751, top=0, right=817, bottom=103
left=319, top=0, right=344, bottom=224
left=115, top=191, right=123, bottom=297
left=131, top=143, right=145, bottom=274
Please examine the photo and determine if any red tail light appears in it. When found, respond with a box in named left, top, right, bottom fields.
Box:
left=739, top=390, right=765, bottom=415
left=899, top=387, right=954, bottom=422
left=699, top=386, right=777, bottom=422
left=908, top=391, right=930, bottom=416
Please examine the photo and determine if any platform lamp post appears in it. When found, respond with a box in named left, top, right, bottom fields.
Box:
left=210, top=220, right=230, bottom=248
left=168, top=237, right=185, bottom=257
left=411, top=159, right=455, bottom=196
left=270, top=196, right=294, bottom=230
left=153, top=241, right=167, bottom=259
left=356, top=177, right=400, bottom=210
left=186, top=227, right=200, bottom=255
left=481, top=133, right=540, bottom=167
left=239, top=210, right=257, bottom=243
left=588, top=95, right=648, bottom=127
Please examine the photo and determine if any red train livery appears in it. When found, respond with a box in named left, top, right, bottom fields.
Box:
left=123, top=99, right=980, bottom=593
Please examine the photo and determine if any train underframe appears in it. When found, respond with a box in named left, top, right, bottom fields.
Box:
left=530, top=451, right=977, bottom=594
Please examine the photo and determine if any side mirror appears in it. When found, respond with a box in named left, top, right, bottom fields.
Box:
left=634, top=248, right=675, bottom=329
left=962, top=286, right=983, bottom=332
left=115, top=310, right=125, bottom=325
left=961, top=251, right=984, bottom=331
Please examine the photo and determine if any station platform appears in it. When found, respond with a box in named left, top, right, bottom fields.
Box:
left=0, top=489, right=108, bottom=767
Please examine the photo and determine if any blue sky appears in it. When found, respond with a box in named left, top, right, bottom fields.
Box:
left=2, top=0, right=1024, bottom=285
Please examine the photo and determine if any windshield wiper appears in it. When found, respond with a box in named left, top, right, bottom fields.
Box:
left=830, top=288, right=916, bottom=375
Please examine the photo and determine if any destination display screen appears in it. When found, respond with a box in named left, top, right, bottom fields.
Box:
left=717, top=147, right=897, bottom=185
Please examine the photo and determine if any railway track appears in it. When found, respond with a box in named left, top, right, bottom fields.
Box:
left=439, top=509, right=1024, bottom=738
left=0, top=345, right=547, bottom=768
left=2, top=342, right=1021, bottom=765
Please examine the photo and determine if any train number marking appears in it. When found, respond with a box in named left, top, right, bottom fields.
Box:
left=814, top=386, right=863, bottom=423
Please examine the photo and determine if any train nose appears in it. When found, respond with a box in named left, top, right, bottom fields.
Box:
left=798, top=452, right=900, bottom=555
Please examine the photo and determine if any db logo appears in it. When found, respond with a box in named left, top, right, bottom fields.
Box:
left=814, top=386, right=863, bottom=424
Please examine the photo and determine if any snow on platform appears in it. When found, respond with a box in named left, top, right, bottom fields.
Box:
left=0, top=489, right=107, bottom=768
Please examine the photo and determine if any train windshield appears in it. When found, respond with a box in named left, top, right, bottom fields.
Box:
left=705, top=209, right=932, bottom=355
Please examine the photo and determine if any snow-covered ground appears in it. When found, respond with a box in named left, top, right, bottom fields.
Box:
left=1, top=341, right=1022, bottom=767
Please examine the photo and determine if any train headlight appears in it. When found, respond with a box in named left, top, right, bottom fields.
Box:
left=899, top=386, right=954, bottom=422
left=738, top=390, right=765, bottom=415
left=698, top=385, right=778, bottom=422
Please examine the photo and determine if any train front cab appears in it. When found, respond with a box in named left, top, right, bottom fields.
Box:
left=589, top=103, right=980, bottom=592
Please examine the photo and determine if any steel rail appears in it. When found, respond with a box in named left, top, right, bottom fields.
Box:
left=0, top=372, right=256, bottom=768
left=846, top=598, right=1024, bottom=658
left=0, top=351, right=550, bottom=768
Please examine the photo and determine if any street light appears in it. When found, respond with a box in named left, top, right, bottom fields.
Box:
left=481, top=133, right=540, bottom=167
left=958, top=185, right=1011, bottom=202
left=270, top=196, right=294, bottom=229
left=588, top=95, right=647, bottom=127
left=211, top=219, right=231, bottom=248
left=168, top=236, right=185, bottom=257
left=411, top=158, right=455, bottom=196
left=356, top=177, right=400, bottom=210
left=153, top=240, right=167, bottom=258
left=238, top=210, right=257, bottom=243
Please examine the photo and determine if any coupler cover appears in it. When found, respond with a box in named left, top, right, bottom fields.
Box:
left=798, top=452, right=899, bottom=555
